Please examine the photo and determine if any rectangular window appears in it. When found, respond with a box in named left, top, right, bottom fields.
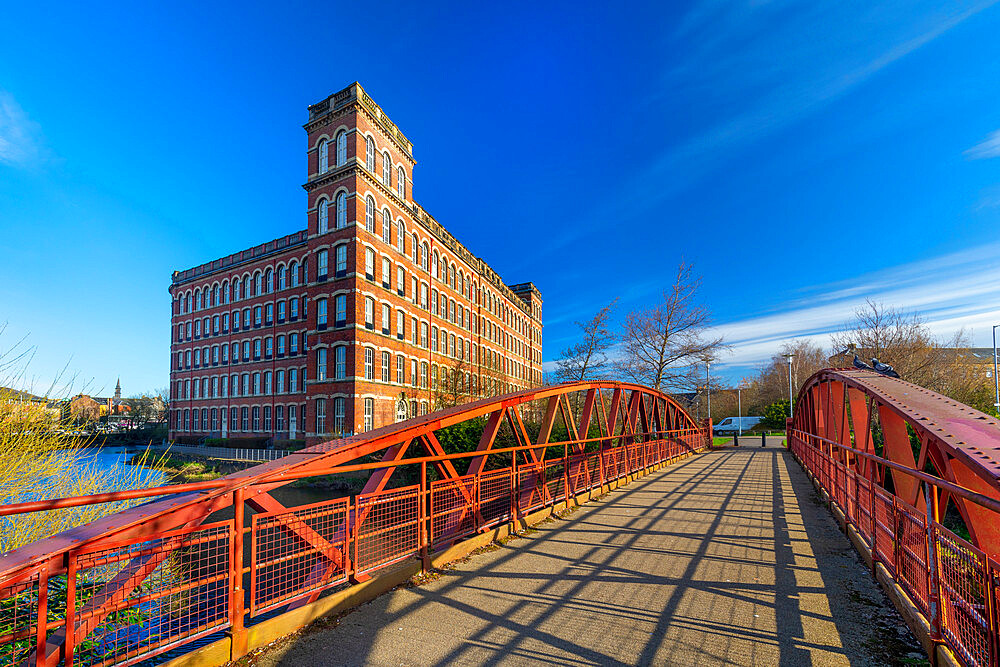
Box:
left=290, top=368, right=298, bottom=393
left=335, top=346, right=346, bottom=379
left=365, top=297, right=374, bottom=329
left=276, top=405, right=285, bottom=431
left=264, top=406, right=272, bottom=431
left=365, top=249, right=375, bottom=279
left=364, top=398, right=374, bottom=432
left=396, top=311, right=404, bottom=340
left=316, top=398, right=326, bottom=434
left=382, top=303, right=391, bottom=334
left=290, top=298, right=299, bottom=319
left=420, top=322, right=428, bottom=348
left=278, top=301, right=286, bottom=321
left=317, top=298, right=328, bottom=327
left=397, top=266, right=404, bottom=295
left=317, top=249, right=328, bottom=278
left=252, top=406, right=260, bottom=431
left=277, top=370, right=285, bottom=393
left=382, top=257, right=391, bottom=287
left=396, top=355, right=404, bottom=384
left=336, top=245, right=347, bottom=275
left=277, top=335, right=286, bottom=355
left=230, top=407, right=238, bottom=432
left=411, top=359, right=417, bottom=387
left=317, top=348, right=327, bottom=381
left=335, top=294, right=347, bottom=324
left=381, top=351, right=390, bottom=382
left=334, top=398, right=345, bottom=434
left=365, top=348, right=374, bottom=380
left=241, top=407, right=249, bottom=431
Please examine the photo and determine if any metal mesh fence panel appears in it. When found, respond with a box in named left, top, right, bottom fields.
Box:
left=544, top=459, right=566, bottom=506
left=251, top=497, right=349, bottom=615
left=873, top=486, right=896, bottom=574
left=517, top=462, right=545, bottom=513
left=0, top=571, right=39, bottom=667
left=71, top=522, right=231, bottom=667
left=430, top=475, right=477, bottom=547
left=856, top=475, right=875, bottom=545
left=895, top=500, right=930, bottom=616
left=936, top=528, right=990, bottom=667
left=478, top=468, right=513, bottom=527
left=355, top=486, right=420, bottom=576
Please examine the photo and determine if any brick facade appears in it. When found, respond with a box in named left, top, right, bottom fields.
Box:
left=168, top=83, right=543, bottom=445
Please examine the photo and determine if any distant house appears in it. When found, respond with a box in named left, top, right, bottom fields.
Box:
left=1, top=387, right=65, bottom=421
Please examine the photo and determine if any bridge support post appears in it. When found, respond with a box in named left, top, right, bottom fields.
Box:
left=924, top=483, right=942, bottom=641
left=419, top=461, right=429, bottom=573
left=229, top=486, right=248, bottom=661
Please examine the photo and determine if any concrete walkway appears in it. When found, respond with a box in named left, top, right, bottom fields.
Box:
left=249, top=447, right=925, bottom=666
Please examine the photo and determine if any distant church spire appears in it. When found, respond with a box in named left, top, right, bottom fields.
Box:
left=114, top=378, right=121, bottom=402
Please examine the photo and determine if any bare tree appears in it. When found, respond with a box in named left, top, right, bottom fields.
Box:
left=618, top=264, right=724, bottom=391
left=747, top=340, right=828, bottom=413
left=554, top=299, right=618, bottom=383
left=830, top=299, right=960, bottom=390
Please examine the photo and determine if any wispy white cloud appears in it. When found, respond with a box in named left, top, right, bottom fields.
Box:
left=0, top=91, right=43, bottom=167
left=965, top=129, right=1000, bottom=160
left=709, top=243, right=1000, bottom=371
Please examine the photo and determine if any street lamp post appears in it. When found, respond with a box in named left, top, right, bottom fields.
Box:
left=706, top=362, right=711, bottom=423
left=783, top=353, right=795, bottom=419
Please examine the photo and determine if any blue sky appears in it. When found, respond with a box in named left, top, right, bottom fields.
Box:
left=2, top=1, right=1000, bottom=396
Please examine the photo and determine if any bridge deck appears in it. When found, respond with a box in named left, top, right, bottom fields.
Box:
left=251, top=447, right=923, bottom=666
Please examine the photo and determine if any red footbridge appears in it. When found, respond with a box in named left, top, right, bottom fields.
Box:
left=2, top=374, right=1000, bottom=666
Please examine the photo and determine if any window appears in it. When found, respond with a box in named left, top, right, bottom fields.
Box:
left=382, top=303, right=391, bottom=334
left=241, top=407, right=249, bottom=431
left=317, top=249, right=328, bottom=278
left=278, top=267, right=286, bottom=290
left=396, top=355, right=404, bottom=384
left=366, top=135, right=375, bottom=172
left=252, top=406, right=260, bottom=431
left=317, top=298, right=328, bottom=327
left=396, top=310, right=404, bottom=339
left=365, top=248, right=375, bottom=279
left=289, top=405, right=297, bottom=435
left=318, top=138, right=329, bottom=172
left=334, top=294, right=347, bottom=324
left=397, top=266, right=404, bottom=295
left=290, top=297, right=299, bottom=319
left=420, top=243, right=428, bottom=271
left=265, top=303, right=273, bottom=324
left=411, top=359, right=417, bottom=387
left=431, top=326, right=438, bottom=352
left=335, top=346, right=346, bottom=379
left=317, top=348, right=327, bottom=381
left=420, top=283, right=428, bottom=309
left=364, top=398, right=374, bottom=432
left=365, top=348, right=374, bottom=379
left=382, top=151, right=391, bottom=187
left=336, top=191, right=347, bottom=228
left=290, top=261, right=299, bottom=287
left=364, top=297, right=374, bottom=329
left=334, top=398, right=345, bottom=434
left=421, top=362, right=428, bottom=388
left=265, top=371, right=272, bottom=394
left=382, top=257, right=391, bottom=287
left=290, top=332, right=299, bottom=354
left=289, top=368, right=298, bottom=393
left=335, top=245, right=347, bottom=275
left=277, top=301, right=286, bottom=322
left=381, top=351, right=390, bottom=382
left=277, top=369, right=285, bottom=393
left=318, top=199, right=329, bottom=233
left=253, top=372, right=261, bottom=395
left=420, top=321, right=428, bottom=348
left=365, top=196, right=375, bottom=233
left=264, top=406, right=272, bottom=431
left=316, top=398, right=326, bottom=434
left=382, top=209, right=391, bottom=245
left=336, top=130, right=347, bottom=165
left=276, top=405, right=285, bottom=431
left=397, top=166, right=405, bottom=198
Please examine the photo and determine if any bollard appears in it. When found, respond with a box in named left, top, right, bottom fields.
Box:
left=761, top=432, right=766, bottom=448
left=733, top=433, right=739, bottom=447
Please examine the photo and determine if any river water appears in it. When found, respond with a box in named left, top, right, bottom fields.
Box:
left=81, top=445, right=337, bottom=508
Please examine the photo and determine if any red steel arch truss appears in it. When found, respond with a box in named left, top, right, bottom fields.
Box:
left=0, top=382, right=708, bottom=667
left=789, top=368, right=1000, bottom=667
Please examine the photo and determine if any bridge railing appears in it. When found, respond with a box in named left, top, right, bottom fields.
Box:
left=0, top=385, right=708, bottom=667
left=790, top=428, right=1000, bottom=667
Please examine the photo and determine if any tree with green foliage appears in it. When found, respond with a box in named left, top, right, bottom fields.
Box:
left=760, top=400, right=791, bottom=430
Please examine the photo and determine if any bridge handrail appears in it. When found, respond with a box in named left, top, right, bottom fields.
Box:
left=789, top=428, right=1000, bottom=515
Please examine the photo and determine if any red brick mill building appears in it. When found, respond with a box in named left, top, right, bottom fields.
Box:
left=168, top=83, right=543, bottom=445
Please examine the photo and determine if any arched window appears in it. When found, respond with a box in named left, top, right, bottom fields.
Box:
left=213, top=285, right=220, bottom=306
left=277, top=267, right=286, bottom=290
left=265, top=268, right=273, bottom=293
left=316, top=298, right=328, bottom=327
left=382, top=151, right=391, bottom=186
left=432, top=251, right=439, bottom=277
left=194, top=289, right=201, bottom=311
left=420, top=243, right=428, bottom=271
left=397, top=166, right=405, bottom=198
left=336, top=191, right=347, bottom=228
left=411, top=233, right=418, bottom=264
left=336, top=131, right=347, bottom=165
left=318, top=199, right=328, bottom=233
left=365, top=195, right=375, bottom=233
left=457, top=270, right=463, bottom=294
left=290, top=261, right=299, bottom=287
left=222, top=280, right=229, bottom=303
left=382, top=208, right=391, bottom=245
left=365, top=135, right=375, bottom=172
left=397, top=220, right=405, bottom=254
left=254, top=272, right=263, bottom=296
left=318, top=138, right=329, bottom=173
left=232, top=279, right=240, bottom=301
